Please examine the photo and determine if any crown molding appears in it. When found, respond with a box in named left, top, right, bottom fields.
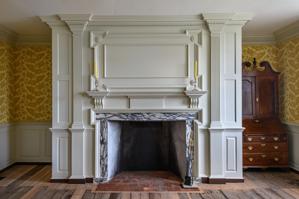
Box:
left=202, top=12, right=253, bottom=25
left=242, top=35, right=276, bottom=45
left=0, top=25, right=17, bottom=44
left=17, top=34, right=51, bottom=44
left=274, top=20, right=299, bottom=42
left=0, top=25, right=51, bottom=44
left=89, top=15, right=204, bottom=26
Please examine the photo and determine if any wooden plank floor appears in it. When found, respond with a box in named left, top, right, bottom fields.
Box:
left=0, top=165, right=299, bottom=199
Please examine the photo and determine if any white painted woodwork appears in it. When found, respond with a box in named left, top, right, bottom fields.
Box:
left=15, top=123, right=51, bottom=162
left=40, top=16, right=73, bottom=179
left=286, top=122, right=299, bottom=172
left=203, top=13, right=250, bottom=180
left=42, top=13, right=251, bottom=181
left=0, top=124, right=14, bottom=170
left=0, top=123, right=51, bottom=170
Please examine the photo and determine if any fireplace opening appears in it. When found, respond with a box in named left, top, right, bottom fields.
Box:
left=107, top=121, right=186, bottom=181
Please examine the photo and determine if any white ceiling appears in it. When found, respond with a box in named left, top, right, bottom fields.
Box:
left=0, top=0, right=299, bottom=37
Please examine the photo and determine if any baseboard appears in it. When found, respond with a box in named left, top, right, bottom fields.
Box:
left=0, top=162, right=51, bottom=173
left=51, top=178, right=94, bottom=184
left=290, top=167, right=299, bottom=175
left=14, top=162, right=51, bottom=165
left=201, top=177, right=244, bottom=184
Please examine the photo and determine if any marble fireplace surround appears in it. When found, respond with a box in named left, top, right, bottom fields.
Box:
left=94, top=111, right=198, bottom=186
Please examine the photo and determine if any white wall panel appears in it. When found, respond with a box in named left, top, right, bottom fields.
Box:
left=0, top=124, right=14, bottom=170
left=226, top=137, right=237, bottom=171
left=105, top=44, right=188, bottom=78
left=286, top=123, right=299, bottom=172
left=224, top=80, right=236, bottom=122
left=57, top=80, right=69, bottom=124
left=51, top=129, right=70, bottom=179
left=15, top=123, right=51, bottom=162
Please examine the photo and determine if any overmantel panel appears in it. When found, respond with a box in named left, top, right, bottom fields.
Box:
left=89, top=27, right=203, bottom=90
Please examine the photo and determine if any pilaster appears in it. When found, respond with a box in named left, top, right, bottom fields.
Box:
left=41, top=16, right=72, bottom=180
left=59, top=14, right=92, bottom=180
left=203, top=13, right=252, bottom=181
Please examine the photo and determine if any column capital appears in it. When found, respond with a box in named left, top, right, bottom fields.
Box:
left=40, top=15, right=66, bottom=28
left=202, top=13, right=253, bottom=33
left=59, top=14, right=92, bottom=33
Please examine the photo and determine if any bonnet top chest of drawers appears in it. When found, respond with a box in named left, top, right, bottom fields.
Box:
left=242, top=59, right=288, bottom=168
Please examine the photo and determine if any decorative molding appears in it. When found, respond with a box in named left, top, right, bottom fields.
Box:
left=0, top=25, right=17, bottom=44
left=89, top=15, right=204, bottom=26
left=242, top=35, right=276, bottom=44
left=274, top=20, right=299, bottom=42
left=0, top=25, right=51, bottom=44
left=242, top=20, right=299, bottom=44
left=202, top=13, right=253, bottom=26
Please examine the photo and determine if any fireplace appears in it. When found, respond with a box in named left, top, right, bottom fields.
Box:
left=106, top=121, right=185, bottom=178
left=94, top=112, right=197, bottom=187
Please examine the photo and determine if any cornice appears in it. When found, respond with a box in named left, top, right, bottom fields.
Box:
left=0, top=25, right=51, bottom=44
left=89, top=15, right=204, bottom=26
left=40, top=15, right=66, bottom=27
left=242, top=35, right=276, bottom=45
left=202, top=13, right=253, bottom=33
left=243, top=20, right=299, bottom=44
left=274, top=20, right=299, bottom=42
left=0, top=25, right=17, bottom=44
left=202, top=13, right=253, bottom=25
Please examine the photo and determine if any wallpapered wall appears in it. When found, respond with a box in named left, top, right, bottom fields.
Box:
left=242, top=36, right=299, bottom=123
left=0, top=42, right=14, bottom=123
left=0, top=41, right=51, bottom=124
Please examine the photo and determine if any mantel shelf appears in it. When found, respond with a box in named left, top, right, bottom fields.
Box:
left=86, top=89, right=207, bottom=98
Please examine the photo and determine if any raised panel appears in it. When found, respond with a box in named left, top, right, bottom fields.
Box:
left=224, top=32, right=236, bottom=75
left=226, top=137, right=237, bottom=171
left=256, top=77, right=277, bottom=118
left=57, top=80, right=69, bottom=124
left=130, top=98, right=164, bottom=109
left=58, top=137, right=69, bottom=171
left=105, top=44, right=188, bottom=78
left=242, top=77, right=255, bottom=118
left=224, top=79, right=236, bottom=122
left=57, top=33, right=70, bottom=75
left=19, top=130, right=41, bottom=157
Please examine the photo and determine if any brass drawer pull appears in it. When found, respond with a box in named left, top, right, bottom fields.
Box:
left=274, top=146, right=279, bottom=150
left=248, top=137, right=253, bottom=142
left=261, top=154, right=267, bottom=158
left=274, top=157, right=279, bottom=162
left=249, top=158, right=254, bottom=162
left=260, top=136, right=266, bottom=140
left=261, top=144, right=266, bottom=147
left=273, top=137, right=279, bottom=141
left=248, top=146, right=253, bottom=150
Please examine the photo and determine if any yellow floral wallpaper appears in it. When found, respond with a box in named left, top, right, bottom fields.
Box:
left=0, top=42, right=14, bottom=123
left=13, top=44, right=52, bottom=122
left=242, top=44, right=279, bottom=70
left=242, top=37, right=299, bottom=123
left=0, top=41, right=51, bottom=124
left=277, top=36, right=299, bottom=123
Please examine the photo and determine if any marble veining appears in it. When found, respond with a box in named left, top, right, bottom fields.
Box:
left=95, top=112, right=198, bottom=186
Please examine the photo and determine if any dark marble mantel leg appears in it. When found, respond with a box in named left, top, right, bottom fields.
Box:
left=184, top=119, right=194, bottom=187
left=99, top=119, right=108, bottom=182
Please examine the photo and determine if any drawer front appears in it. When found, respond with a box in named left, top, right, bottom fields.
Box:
left=243, top=153, right=288, bottom=166
left=244, top=134, right=287, bottom=143
left=243, top=142, right=288, bottom=153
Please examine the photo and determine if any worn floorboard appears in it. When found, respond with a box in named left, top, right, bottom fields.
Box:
left=0, top=165, right=298, bottom=199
